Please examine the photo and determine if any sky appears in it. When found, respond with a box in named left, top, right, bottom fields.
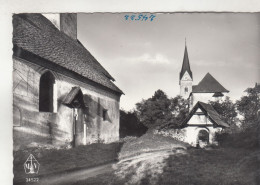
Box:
left=77, top=13, right=260, bottom=111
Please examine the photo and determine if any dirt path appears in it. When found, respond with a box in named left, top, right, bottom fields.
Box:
left=39, top=163, right=114, bottom=185
left=38, top=148, right=186, bottom=185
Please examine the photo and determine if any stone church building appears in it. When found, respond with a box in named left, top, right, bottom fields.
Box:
left=12, top=13, right=123, bottom=150
left=178, top=43, right=229, bottom=147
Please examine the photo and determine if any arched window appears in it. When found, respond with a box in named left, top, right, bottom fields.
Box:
left=39, top=71, right=55, bottom=112
left=184, top=87, right=188, bottom=93
left=198, top=130, right=209, bottom=143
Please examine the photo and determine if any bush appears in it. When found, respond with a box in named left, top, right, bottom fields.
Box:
left=236, top=84, right=260, bottom=125
left=135, top=90, right=189, bottom=129
left=209, top=96, right=237, bottom=125
left=120, top=110, right=148, bottom=138
left=216, top=121, right=259, bottom=148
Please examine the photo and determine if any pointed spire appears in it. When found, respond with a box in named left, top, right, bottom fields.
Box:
left=180, top=39, right=193, bottom=80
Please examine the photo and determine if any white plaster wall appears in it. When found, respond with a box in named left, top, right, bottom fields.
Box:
left=180, top=71, right=192, bottom=99
left=13, top=57, right=120, bottom=149
left=182, top=127, right=199, bottom=146
left=188, top=115, right=207, bottom=125
left=190, top=93, right=227, bottom=109
left=56, top=76, right=120, bottom=145
left=183, top=126, right=222, bottom=146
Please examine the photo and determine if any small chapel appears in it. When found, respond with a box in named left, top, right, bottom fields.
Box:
left=13, top=13, right=123, bottom=150
left=178, top=42, right=230, bottom=147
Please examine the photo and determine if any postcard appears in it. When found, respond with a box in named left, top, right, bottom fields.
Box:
left=1, top=1, right=260, bottom=185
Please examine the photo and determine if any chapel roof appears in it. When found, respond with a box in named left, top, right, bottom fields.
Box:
left=62, top=87, right=85, bottom=108
left=192, top=73, right=229, bottom=93
left=12, top=13, right=123, bottom=94
left=182, top=101, right=230, bottom=128
left=180, top=44, right=193, bottom=80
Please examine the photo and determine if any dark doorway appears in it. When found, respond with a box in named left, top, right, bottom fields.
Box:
left=197, top=129, right=209, bottom=147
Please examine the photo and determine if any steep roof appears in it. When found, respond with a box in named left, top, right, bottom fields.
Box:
left=182, top=101, right=229, bottom=128
left=180, top=45, right=193, bottom=80
left=192, top=73, right=229, bottom=93
left=13, top=14, right=123, bottom=94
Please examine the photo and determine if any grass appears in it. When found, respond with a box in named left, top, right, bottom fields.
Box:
left=72, top=129, right=260, bottom=185
left=118, top=130, right=188, bottom=159
left=14, top=126, right=260, bottom=185
left=13, top=142, right=123, bottom=184
left=72, top=147, right=259, bottom=185
left=158, top=147, right=259, bottom=185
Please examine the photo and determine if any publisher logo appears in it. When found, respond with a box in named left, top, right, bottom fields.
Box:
left=24, top=154, right=40, bottom=174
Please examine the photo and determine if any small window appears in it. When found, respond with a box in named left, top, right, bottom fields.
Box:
left=102, top=109, right=108, bottom=121
left=185, top=87, right=188, bottom=93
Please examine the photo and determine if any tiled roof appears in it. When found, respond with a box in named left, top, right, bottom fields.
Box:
left=182, top=101, right=229, bottom=128
left=180, top=45, right=193, bottom=80
left=13, top=14, right=123, bottom=94
left=62, top=87, right=83, bottom=107
left=192, top=73, right=229, bottom=93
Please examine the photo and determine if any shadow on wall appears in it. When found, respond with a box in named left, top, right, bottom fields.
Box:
left=14, top=89, right=116, bottom=150
left=83, top=94, right=112, bottom=121
left=13, top=115, right=69, bottom=150
left=119, top=110, right=148, bottom=138
left=83, top=94, right=115, bottom=143
left=13, top=95, right=69, bottom=151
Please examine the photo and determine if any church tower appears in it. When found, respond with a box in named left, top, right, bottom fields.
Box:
left=180, top=41, right=193, bottom=99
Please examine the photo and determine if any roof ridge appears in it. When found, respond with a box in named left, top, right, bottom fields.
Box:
left=192, top=72, right=229, bottom=93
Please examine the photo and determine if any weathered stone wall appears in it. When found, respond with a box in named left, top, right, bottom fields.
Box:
left=155, top=129, right=186, bottom=142
left=13, top=57, right=120, bottom=150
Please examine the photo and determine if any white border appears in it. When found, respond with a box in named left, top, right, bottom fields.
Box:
left=0, top=0, right=260, bottom=184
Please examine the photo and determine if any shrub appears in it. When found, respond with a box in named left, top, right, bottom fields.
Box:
left=216, top=121, right=259, bottom=148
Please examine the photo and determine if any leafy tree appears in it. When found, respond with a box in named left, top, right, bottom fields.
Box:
left=209, top=96, right=237, bottom=125
left=236, top=84, right=260, bottom=126
left=170, top=95, right=189, bottom=126
left=120, top=110, right=147, bottom=138
left=135, top=90, right=189, bottom=129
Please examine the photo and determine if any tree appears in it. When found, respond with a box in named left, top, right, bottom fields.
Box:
left=209, top=96, right=237, bottom=125
left=120, top=110, right=148, bottom=138
left=170, top=95, right=189, bottom=126
left=236, top=84, right=260, bottom=126
left=135, top=90, right=189, bottom=129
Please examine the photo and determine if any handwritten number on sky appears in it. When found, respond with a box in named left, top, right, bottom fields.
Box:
left=125, top=14, right=156, bottom=21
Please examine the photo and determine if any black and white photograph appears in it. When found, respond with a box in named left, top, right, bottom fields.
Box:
left=11, top=11, right=260, bottom=185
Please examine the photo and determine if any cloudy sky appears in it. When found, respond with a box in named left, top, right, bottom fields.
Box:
left=77, top=13, right=260, bottom=111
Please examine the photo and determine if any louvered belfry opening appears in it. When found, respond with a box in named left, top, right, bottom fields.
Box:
left=39, top=71, right=55, bottom=112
